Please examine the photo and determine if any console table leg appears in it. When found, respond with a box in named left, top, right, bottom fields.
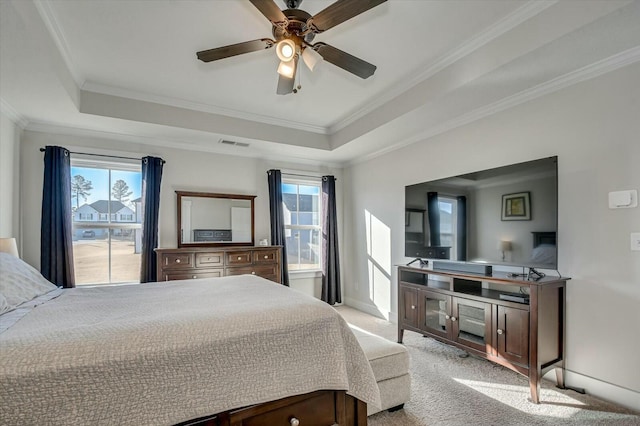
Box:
left=398, top=328, right=404, bottom=344
left=529, top=378, right=540, bottom=404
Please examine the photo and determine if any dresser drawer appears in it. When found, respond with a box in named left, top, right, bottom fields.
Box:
left=195, top=252, right=224, bottom=268
left=160, top=252, right=193, bottom=269
left=225, top=264, right=279, bottom=278
left=253, top=249, right=279, bottom=264
left=226, top=251, right=252, bottom=266
left=231, top=390, right=337, bottom=426
left=161, top=269, right=223, bottom=281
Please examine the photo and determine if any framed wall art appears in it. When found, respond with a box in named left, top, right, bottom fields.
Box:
left=501, top=191, right=531, bottom=221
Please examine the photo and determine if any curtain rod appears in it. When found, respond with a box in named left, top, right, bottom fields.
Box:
left=39, top=148, right=166, bottom=164
left=273, top=171, right=337, bottom=181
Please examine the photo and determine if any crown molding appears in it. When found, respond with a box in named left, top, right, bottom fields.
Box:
left=0, top=99, right=29, bottom=129
left=81, top=82, right=328, bottom=135
left=329, top=0, right=558, bottom=134
left=33, top=0, right=83, bottom=87
left=33, top=0, right=326, bottom=135
left=349, top=46, right=640, bottom=167
left=23, top=120, right=342, bottom=168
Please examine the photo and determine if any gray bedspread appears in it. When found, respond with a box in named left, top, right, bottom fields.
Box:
left=0, top=275, right=380, bottom=425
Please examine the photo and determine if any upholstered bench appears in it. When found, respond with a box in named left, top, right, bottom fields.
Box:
left=350, top=327, right=411, bottom=416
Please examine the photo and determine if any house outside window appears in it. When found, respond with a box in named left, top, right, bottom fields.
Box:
left=282, top=179, right=322, bottom=271
left=71, top=158, right=142, bottom=285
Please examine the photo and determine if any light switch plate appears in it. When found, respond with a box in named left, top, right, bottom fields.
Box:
left=631, top=233, right=640, bottom=252
left=608, top=190, right=638, bottom=209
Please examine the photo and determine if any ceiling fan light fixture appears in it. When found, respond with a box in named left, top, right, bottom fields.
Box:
left=302, top=46, right=323, bottom=71
left=277, top=60, right=296, bottom=78
left=276, top=39, right=296, bottom=62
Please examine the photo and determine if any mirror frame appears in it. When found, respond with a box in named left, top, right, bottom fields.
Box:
left=176, top=191, right=256, bottom=248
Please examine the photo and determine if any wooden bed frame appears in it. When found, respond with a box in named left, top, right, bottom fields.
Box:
left=176, top=391, right=367, bottom=426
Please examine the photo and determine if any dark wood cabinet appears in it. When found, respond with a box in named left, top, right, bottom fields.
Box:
left=398, top=265, right=568, bottom=403
left=399, top=285, right=419, bottom=329
left=156, top=246, right=282, bottom=284
left=176, top=390, right=366, bottom=426
left=496, top=305, right=530, bottom=366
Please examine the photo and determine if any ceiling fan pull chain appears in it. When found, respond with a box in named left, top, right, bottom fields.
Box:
left=294, top=57, right=302, bottom=94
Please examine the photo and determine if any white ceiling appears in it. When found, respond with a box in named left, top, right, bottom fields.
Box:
left=2, top=0, right=639, bottom=165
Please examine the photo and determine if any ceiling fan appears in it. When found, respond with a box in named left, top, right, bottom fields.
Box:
left=196, top=0, right=387, bottom=95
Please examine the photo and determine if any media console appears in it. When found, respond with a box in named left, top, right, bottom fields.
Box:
left=397, top=264, right=569, bottom=403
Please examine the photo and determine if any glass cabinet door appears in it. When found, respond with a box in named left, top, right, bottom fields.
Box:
left=451, top=297, right=492, bottom=353
left=419, top=290, right=450, bottom=339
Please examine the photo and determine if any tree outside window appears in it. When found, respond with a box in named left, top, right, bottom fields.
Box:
left=71, top=161, right=142, bottom=285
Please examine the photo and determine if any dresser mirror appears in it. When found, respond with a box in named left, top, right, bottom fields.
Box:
left=176, top=191, right=256, bottom=248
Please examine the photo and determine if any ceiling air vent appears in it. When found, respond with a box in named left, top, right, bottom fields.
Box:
left=219, top=139, right=250, bottom=148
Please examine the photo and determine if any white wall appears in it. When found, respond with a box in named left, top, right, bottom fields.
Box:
left=19, top=131, right=342, bottom=299
left=0, top=111, right=21, bottom=244
left=343, top=63, right=640, bottom=409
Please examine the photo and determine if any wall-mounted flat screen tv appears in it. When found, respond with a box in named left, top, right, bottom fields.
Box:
left=405, top=156, right=558, bottom=269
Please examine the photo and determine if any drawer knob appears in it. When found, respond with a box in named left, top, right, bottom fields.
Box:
left=497, top=329, right=504, bottom=335
left=264, top=255, right=268, bottom=259
left=451, top=316, right=457, bottom=322
left=237, top=256, right=242, bottom=260
left=175, top=259, right=181, bottom=263
left=411, top=305, right=416, bottom=310
left=445, top=315, right=450, bottom=320
left=192, top=275, right=197, bottom=279
left=290, top=418, right=300, bottom=426
left=251, top=271, right=256, bottom=275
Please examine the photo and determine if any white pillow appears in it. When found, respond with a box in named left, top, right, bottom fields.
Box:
left=0, top=252, right=58, bottom=314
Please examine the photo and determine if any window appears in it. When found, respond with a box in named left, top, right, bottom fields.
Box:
left=438, top=197, right=458, bottom=259
left=282, top=179, right=322, bottom=271
left=71, top=158, right=142, bottom=285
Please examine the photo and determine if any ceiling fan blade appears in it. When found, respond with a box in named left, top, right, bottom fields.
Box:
left=314, top=43, right=376, bottom=79
left=276, top=57, right=298, bottom=95
left=308, top=0, right=387, bottom=33
left=276, top=74, right=295, bottom=95
left=197, top=39, right=275, bottom=62
left=249, top=0, right=288, bottom=27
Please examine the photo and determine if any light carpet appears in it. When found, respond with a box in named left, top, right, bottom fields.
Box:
left=335, top=306, right=639, bottom=426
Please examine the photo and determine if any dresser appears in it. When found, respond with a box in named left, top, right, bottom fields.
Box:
left=155, top=246, right=282, bottom=284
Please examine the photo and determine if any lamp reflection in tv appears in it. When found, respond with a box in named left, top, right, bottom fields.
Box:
left=499, top=240, right=512, bottom=261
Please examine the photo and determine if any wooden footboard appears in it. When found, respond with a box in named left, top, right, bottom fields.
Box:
left=176, top=390, right=367, bottom=426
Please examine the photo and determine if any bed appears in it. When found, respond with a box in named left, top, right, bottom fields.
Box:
left=530, top=231, right=557, bottom=266
left=0, top=253, right=379, bottom=425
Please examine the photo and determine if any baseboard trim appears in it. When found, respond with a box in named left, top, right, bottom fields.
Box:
left=343, top=298, right=393, bottom=322
left=560, top=370, right=640, bottom=412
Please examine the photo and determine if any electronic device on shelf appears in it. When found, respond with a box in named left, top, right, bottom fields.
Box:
left=499, top=293, right=530, bottom=304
